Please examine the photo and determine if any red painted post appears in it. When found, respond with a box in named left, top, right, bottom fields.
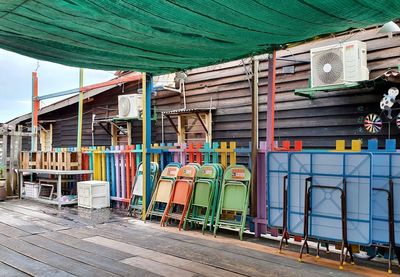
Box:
left=187, top=143, right=195, bottom=163
left=198, top=143, right=203, bottom=164
left=125, top=146, right=131, bottom=200
left=130, top=149, right=137, bottom=192
left=294, top=140, right=303, bottom=151
left=282, top=140, right=290, bottom=150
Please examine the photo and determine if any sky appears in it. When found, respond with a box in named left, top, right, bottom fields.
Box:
left=0, top=49, right=115, bottom=123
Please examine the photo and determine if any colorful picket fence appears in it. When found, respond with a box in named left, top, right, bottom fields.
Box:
left=81, top=141, right=247, bottom=205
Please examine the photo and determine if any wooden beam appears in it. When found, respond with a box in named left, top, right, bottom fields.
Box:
left=164, top=114, right=180, bottom=136
left=98, top=122, right=113, bottom=137
left=81, top=73, right=142, bottom=92
left=250, top=58, right=259, bottom=217
left=195, top=112, right=209, bottom=135
left=127, top=122, right=132, bottom=145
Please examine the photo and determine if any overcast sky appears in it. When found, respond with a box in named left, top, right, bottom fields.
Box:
left=0, top=49, right=115, bottom=123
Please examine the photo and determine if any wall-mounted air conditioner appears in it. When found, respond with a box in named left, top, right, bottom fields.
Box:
left=118, top=94, right=142, bottom=119
left=310, top=40, right=369, bottom=88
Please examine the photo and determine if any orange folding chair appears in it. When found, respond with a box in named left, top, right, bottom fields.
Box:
left=161, top=164, right=199, bottom=229
left=145, top=163, right=181, bottom=221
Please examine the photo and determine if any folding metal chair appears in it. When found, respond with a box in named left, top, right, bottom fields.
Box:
left=145, top=163, right=181, bottom=221
left=128, top=162, right=159, bottom=217
left=184, top=164, right=223, bottom=233
left=213, top=165, right=251, bottom=240
left=161, top=164, right=199, bottom=229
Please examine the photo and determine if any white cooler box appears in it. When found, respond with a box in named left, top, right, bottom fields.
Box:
left=77, top=181, right=110, bottom=209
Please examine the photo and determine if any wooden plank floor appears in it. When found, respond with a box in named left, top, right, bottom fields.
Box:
left=0, top=200, right=394, bottom=277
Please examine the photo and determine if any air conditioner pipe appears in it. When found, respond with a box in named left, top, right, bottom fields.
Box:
left=163, top=79, right=186, bottom=110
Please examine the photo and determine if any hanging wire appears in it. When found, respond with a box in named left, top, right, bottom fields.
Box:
left=240, top=58, right=253, bottom=93
left=34, top=60, right=40, bottom=72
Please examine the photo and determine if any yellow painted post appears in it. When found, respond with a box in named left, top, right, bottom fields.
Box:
left=93, top=148, right=98, bottom=180
left=229, top=141, right=237, bottom=165
left=336, top=140, right=346, bottom=151
left=152, top=143, right=160, bottom=164
left=220, top=142, right=228, bottom=168
left=77, top=68, right=84, bottom=151
left=351, top=140, right=362, bottom=152
left=101, top=146, right=106, bottom=181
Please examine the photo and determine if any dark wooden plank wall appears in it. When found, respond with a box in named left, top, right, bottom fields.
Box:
left=19, top=27, right=400, bottom=149
left=154, top=27, right=400, bottom=149
left=39, top=81, right=144, bottom=148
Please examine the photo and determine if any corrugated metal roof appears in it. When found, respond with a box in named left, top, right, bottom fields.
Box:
left=7, top=84, right=117, bottom=125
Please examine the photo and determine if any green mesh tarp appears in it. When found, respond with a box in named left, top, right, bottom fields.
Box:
left=0, top=1, right=399, bottom=74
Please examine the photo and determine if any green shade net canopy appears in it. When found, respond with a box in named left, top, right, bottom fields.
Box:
left=1, top=0, right=400, bottom=74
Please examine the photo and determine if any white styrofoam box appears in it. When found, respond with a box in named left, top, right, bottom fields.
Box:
left=24, top=182, right=39, bottom=198
left=77, top=181, right=110, bottom=209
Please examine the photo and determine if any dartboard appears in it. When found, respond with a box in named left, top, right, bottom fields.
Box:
left=397, top=113, right=400, bottom=129
left=364, top=113, right=382, bottom=133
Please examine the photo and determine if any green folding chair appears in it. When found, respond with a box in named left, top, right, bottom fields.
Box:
left=128, top=162, right=159, bottom=217
left=213, top=164, right=251, bottom=240
left=145, top=163, right=181, bottom=221
left=184, top=164, right=220, bottom=233
left=208, top=163, right=224, bottom=231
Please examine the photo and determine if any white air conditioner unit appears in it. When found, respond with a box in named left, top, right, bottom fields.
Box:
left=310, top=40, right=369, bottom=88
left=118, top=94, right=142, bottom=119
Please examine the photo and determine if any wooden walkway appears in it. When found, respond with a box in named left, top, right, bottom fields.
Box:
left=0, top=200, right=394, bottom=277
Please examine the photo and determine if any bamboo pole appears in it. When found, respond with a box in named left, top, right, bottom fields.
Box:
left=251, top=58, right=259, bottom=217
left=77, top=68, right=84, bottom=151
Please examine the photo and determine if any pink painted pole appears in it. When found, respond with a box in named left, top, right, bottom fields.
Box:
left=255, top=141, right=268, bottom=237
left=266, top=51, right=276, bottom=151
left=115, top=146, right=120, bottom=198
left=255, top=51, right=277, bottom=237
left=120, top=145, right=126, bottom=199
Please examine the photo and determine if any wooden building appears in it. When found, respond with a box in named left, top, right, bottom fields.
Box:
left=8, top=25, right=400, bottom=150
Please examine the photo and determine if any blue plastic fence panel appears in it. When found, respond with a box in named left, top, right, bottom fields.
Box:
left=267, top=152, right=289, bottom=228
left=288, top=152, right=372, bottom=245
left=372, top=153, right=400, bottom=245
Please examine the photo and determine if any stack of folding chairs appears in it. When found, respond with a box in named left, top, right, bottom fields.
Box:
left=161, top=163, right=200, bottom=229
left=213, top=164, right=251, bottom=240
left=146, top=163, right=181, bottom=221
left=184, top=163, right=224, bottom=233
left=128, top=162, right=159, bottom=217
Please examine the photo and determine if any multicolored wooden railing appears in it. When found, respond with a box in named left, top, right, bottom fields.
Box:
left=81, top=141, right=246, bottom=204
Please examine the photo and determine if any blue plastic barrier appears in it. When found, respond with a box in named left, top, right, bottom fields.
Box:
left=371, top=152, right=400, bottom=245
left=267, top=152, right=289, bottom=228
left=287, top=152, right=372, bottom=245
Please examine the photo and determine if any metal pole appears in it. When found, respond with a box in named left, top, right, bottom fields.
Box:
left=141, top=73, right=152, bottom=220
left=251, top=58, right=259, bottom=217
left=77, top=68, right=84, bottom=150
left=266, top=51, right=277, bottom=150
left=31, top=72, right=39, bottom=151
